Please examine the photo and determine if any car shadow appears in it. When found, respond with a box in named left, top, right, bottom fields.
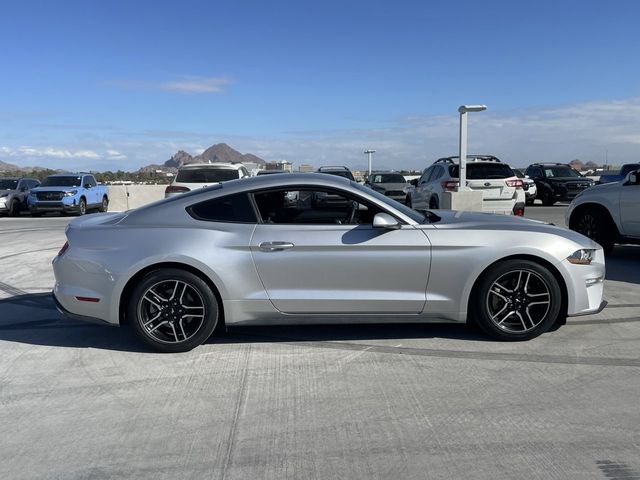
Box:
left=606, top=245, right=640, bottom=284
left=0, top=293, right=149, bottom=353
left=0, top=293, right=492, bottom=352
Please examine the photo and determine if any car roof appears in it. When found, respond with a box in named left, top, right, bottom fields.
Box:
left=0, top=177, right=21, bottom=180
left=179, top=163, right=243, bottom=169
left=317, top=166, right=351, bottom=171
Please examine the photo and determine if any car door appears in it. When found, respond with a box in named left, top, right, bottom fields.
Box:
left=620, top=170, right=640, bottom=237
left=250, top=187, right=431, bottom=314
left=413, top=167, right=433, bottom=209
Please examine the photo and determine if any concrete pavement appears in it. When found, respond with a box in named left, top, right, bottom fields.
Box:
left=0, top=208, right=639, bottom=479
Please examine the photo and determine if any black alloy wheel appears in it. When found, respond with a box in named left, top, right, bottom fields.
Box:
left=472, top=259, right=562, bottom=340
left=129, top=269, right=219, bottom=352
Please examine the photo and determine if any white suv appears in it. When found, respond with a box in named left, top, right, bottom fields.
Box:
left=165, top=163, right=250, bottom=198
left=566, top=168, right=640, bottom=253
left=408, top=158, right=526, bottom=215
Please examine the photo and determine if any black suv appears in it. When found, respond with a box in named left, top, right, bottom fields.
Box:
left=316, top=166, right=356, bottom=181
left=525, top=163, right=594, bottom=206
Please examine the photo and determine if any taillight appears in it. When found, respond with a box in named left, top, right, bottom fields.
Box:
left=165, top=185, right=190, bottom=194
left=513, top=204, right=525, bottom=216
left=441, top=180, right=459, bottom=191
left=506, top=178, right=524, bottom=189
left=57, top=241, right=69, bottom=257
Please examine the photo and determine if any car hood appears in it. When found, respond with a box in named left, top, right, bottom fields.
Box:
left=546, top=177, right=593, bottom=184
left=31, top=186, right=80, bottom=193
left=420, top=210, right=598, bottom=247
left=0, top=189, right=15, bottom=196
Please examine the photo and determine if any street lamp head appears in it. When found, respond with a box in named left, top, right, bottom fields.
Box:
left=364, top=149, right=376, bottom=154
left=458, top=104, right=487, bottom=114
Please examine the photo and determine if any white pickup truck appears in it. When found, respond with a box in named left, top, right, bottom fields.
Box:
left=566, top=168, right=640, bottom=253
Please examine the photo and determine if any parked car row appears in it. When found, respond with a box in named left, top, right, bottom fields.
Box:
left=0, top=173, right=109, bottom=217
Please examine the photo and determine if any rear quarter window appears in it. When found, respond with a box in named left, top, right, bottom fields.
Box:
left=187, top=193, right=256, bottom=223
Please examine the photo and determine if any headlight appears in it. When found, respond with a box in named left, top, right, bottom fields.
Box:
left=63, top=190, right=78, bottom=197
left=567, top=249, right=596, bottom=265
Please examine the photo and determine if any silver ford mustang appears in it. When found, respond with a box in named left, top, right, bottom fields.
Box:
left=53, top=174, right=606, bottom=352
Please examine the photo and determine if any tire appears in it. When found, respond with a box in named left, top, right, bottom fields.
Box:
left=429, top=197, right=439, bottom=209
left=8, top=200, right=18, bottom=217
left=99, top=196, right=109, bottom=212
left=77, top=198, right=87, bottom=216
left=471, top=259, right=562, bottom=341
left=128, top=268, right=219, bottom=353
left=405, top=195, right=411, bottom=206
left=572, top=208, right=615, bottom=254
left=540, top=189, right=555, bottom=206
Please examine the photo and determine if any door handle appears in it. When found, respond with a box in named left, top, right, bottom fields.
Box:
left=259, top=241, right=295, bottom=252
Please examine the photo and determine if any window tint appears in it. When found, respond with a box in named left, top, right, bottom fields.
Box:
left=419, top=167, right=432, bottom=183
left=430, top=166, right=444, bottom=181
left=188, top=193, right=256, bottom=223
left=253, top=188, right=382, bottom=225
left=0, top=179, right=18, bottom=189
left=370, top=173, right=406, bottom=183
left=177, top=168, right=240, bottom=183
left=449, top=163, right=515, bottom=179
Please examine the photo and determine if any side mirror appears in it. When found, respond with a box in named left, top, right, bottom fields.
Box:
left=625, top=170, right=639, bottom=186
left=373, top=213, right=401, bottom=230
left=84, top=184, right=92, bottom=189
left=410, top=179, right=418, bottom=186
left=20, top=186, right=28, bottom=192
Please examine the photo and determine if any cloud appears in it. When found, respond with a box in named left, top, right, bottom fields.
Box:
left=0, top=146, right=100, bottom=159
left=105, top=76, right=233, bottom=94
left=3, top=96, right=640, bottom=171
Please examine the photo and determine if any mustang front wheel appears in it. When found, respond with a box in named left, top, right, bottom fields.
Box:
left=472, top=260, right=562, bottom=341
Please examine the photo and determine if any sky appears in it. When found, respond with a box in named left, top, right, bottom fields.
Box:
left=1, top=0, right=639, bottom=171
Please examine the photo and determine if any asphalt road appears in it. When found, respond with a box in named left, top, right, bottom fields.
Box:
left=1, top=208, right=639, bottom=479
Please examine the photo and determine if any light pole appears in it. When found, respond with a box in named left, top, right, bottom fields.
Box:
left=457, top=105, right=487, bottom=191
left=364, top=149, right=376, bottom=176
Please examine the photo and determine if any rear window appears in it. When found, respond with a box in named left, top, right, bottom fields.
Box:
left=449, top=163, right=515, bottom=180
left=188, top=193, right=256, bottom=223
left=177, top=168, right=240, bottom=183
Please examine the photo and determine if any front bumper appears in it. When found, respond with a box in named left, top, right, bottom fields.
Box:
left=30, top=202, right=81, bottom=213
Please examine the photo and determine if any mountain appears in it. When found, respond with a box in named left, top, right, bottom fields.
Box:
left=193, top=143, right=265, bottom=166
left=164, top=150, right=193, bottom=169
left=0, top=159, right=21, bottom=171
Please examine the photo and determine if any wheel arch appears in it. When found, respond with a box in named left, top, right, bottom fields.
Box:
left=466, top=254, right=568, bottom=324
left=568, top=202, right=620, bottom=237
left=118, top=261, right=225, bottom=329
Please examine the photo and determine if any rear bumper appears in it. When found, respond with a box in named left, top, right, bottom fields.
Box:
left=52, top=291, right=115, bottom=326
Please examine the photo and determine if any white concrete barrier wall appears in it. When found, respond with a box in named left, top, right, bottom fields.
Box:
left=107, top=185, right=166, bottom=211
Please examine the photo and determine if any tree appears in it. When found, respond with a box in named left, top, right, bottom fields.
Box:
left=569, top=159, right=584, bottom=171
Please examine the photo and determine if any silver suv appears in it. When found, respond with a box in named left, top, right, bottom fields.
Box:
left=0, top=177, right=40, bottom=216
left=165, top=163, right=251, bottom=198
left=408, top=158, right=526, bottom=215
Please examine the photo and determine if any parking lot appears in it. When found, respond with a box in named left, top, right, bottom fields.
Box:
left=1, top=206, right=639, bottom=479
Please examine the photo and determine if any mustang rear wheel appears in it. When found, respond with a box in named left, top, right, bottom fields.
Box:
left=129, top=269, right=219, bottom=352
left=472, top=260, right=562, bottom=341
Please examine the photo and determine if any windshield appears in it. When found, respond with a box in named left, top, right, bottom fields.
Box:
left=176, top=168, right=240, bottom=183
left=0, top=179, right=18, bottom=190
left=370, top=173, right=406, bottom=184
left=351, top=181, right=425, bottom=223
left=41, top=176, right=82, bottom=187
left=513, top=170, right=525, bottom=179
left=449, top=163, right=515, bottom=179
left=544, top=166, right=582, bottom=178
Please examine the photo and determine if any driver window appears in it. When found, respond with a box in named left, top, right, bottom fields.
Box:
left=253, top=188, right=383, bottom=225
